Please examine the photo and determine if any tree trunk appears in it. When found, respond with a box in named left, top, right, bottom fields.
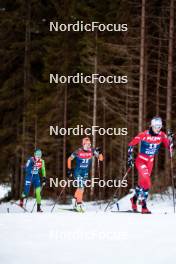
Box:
left=154, top=17, right=162, bottom=186
left=34, top=111, right=37, bottom=149
left=138, top=0, right=146, bottom=132
left=91, top=31, right=98, bottom=200
left=165, top=0, right=174, bottom=184
left=102, top=97, right=106, bottom=199
left=166, top=0, right=174, bottom=128
left=62, top=83, right=67, bottom=201
left=20, top=0, right=31, bottom=195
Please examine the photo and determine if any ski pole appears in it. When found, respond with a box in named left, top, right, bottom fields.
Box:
left=97, top=159, right=102, bottom=210
left=50, top=187, right=66, bottom=213
left=170, top=156, right=175, bottom=213
left=31, top=184, right=44, bottom=213
left=170, top=141, right=175, bottom=214
left=104, top=167, right=131, bottom=212
left=167, top=129, right=175, bottom=213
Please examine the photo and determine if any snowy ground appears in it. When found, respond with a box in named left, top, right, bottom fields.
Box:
left=0, top=184, right=11, bottom=200
left=0, top=189, right=176, bottom=264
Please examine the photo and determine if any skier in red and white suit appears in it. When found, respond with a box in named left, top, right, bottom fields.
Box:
left=128, top=117, right=173, bottom=213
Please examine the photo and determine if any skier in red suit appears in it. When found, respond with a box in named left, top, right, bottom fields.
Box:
left=128, top=117, right=173, bottom=214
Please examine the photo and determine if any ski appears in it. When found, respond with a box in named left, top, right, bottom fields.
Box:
left=58, top=207, right=85, bottom=213
left=111, top=210, right=142, bottom=214
left=11, top=201, right=28, bottom=212
left=111, top=210, right=170, bottom=215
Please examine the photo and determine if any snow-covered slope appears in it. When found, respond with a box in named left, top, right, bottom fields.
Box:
left=0, top=184, right=11, bottom=200
left=0, top=190, right=176, bottom=264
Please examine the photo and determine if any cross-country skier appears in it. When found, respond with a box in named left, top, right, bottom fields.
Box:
left=128, top=117, right=173, bottom=214
left=20, top=149, right=46, bottom=212
left=67, top=137, right=103, bottom=212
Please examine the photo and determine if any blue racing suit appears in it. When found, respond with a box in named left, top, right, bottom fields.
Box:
left=22, top=157, right=46, bottom=203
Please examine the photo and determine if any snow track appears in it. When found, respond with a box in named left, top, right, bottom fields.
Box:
left=0, top=212, right=176, bottom=264
left=0, top=191, right=176, bottom=264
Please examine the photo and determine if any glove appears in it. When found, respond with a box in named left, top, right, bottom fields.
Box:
left=167, top=129, right=174, bottom=157
left=67, top=169, right=73, bottom=178
left=167, top=129, right=174, bottom=141
left=95, top=147, right=103, bottom=155
left=42, top=177, right=47, bottom=186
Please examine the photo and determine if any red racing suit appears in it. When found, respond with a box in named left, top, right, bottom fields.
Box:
left=128, top=130, right=170, bottom=189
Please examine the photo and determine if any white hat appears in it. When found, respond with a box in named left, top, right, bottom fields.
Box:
left=151, top=117, right=162, bottom=128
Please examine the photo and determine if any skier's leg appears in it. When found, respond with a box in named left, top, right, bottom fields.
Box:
left=141, top=189, right=149, bottom=209
left=130, top=157, right=151, bottom=212
left=74, top=171, right=83, bottom=205
left=35, top=187, right=43, bottom=212
left=130, top=189, right=138, bottom=211
left=73, top=171, right=87, bottom=211
left=74, top=172, right=88, bottom=203
left=141, top=161, right=153, bottom=213
left=130, top=158, right=144, bottom=210
left=20, top=174, right=32, bottom=206
left=33, top=175, right=43, bottom=212
left=136, top=161, right=151, bottom=190
left=76, top=172, right=88, bottom=212
left=140, top=188, right=151, bottom=213
left=23, top=175, right=33, bottom=196
left=74, top=188, right=84, bottom=204
left=131, top=185, right=141, bottom=207
left=35, top=187, right=41, bottom=204
left=136, top=159, right=153, bottom=213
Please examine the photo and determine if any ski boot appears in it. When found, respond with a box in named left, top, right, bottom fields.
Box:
left=141, top=200, right=151, bottom=214
left=130, top=196, right=138, bottom=212
left=75, top=203, right=85, bottom=213
left=142, top=208, right=151, bottom=214
left=37, top=204, right=43, bottom=213
left=19, top=198, right=24, bottom=208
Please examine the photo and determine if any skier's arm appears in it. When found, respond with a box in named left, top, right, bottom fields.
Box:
left=25, top=158, right=33, bottom=174
left=162, top=131, right=174, bottom=157
left=67, top=152, right=76, bottom=177
left=127, top=132, right=144, bottom=167
left=127, top=146, right=134, bottom=168
left=128, top=132, right=144, bottom=147
left=94, top=148, right=104, bottom=161
left=67, top=152, right=76, bottom=169
left=162, top=134, right=169, bottom=148
left=67, top=157, right=73, bottom=170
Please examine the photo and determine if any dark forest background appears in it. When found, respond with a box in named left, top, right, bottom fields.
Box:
left=0, top=0, right=176, bottom=201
